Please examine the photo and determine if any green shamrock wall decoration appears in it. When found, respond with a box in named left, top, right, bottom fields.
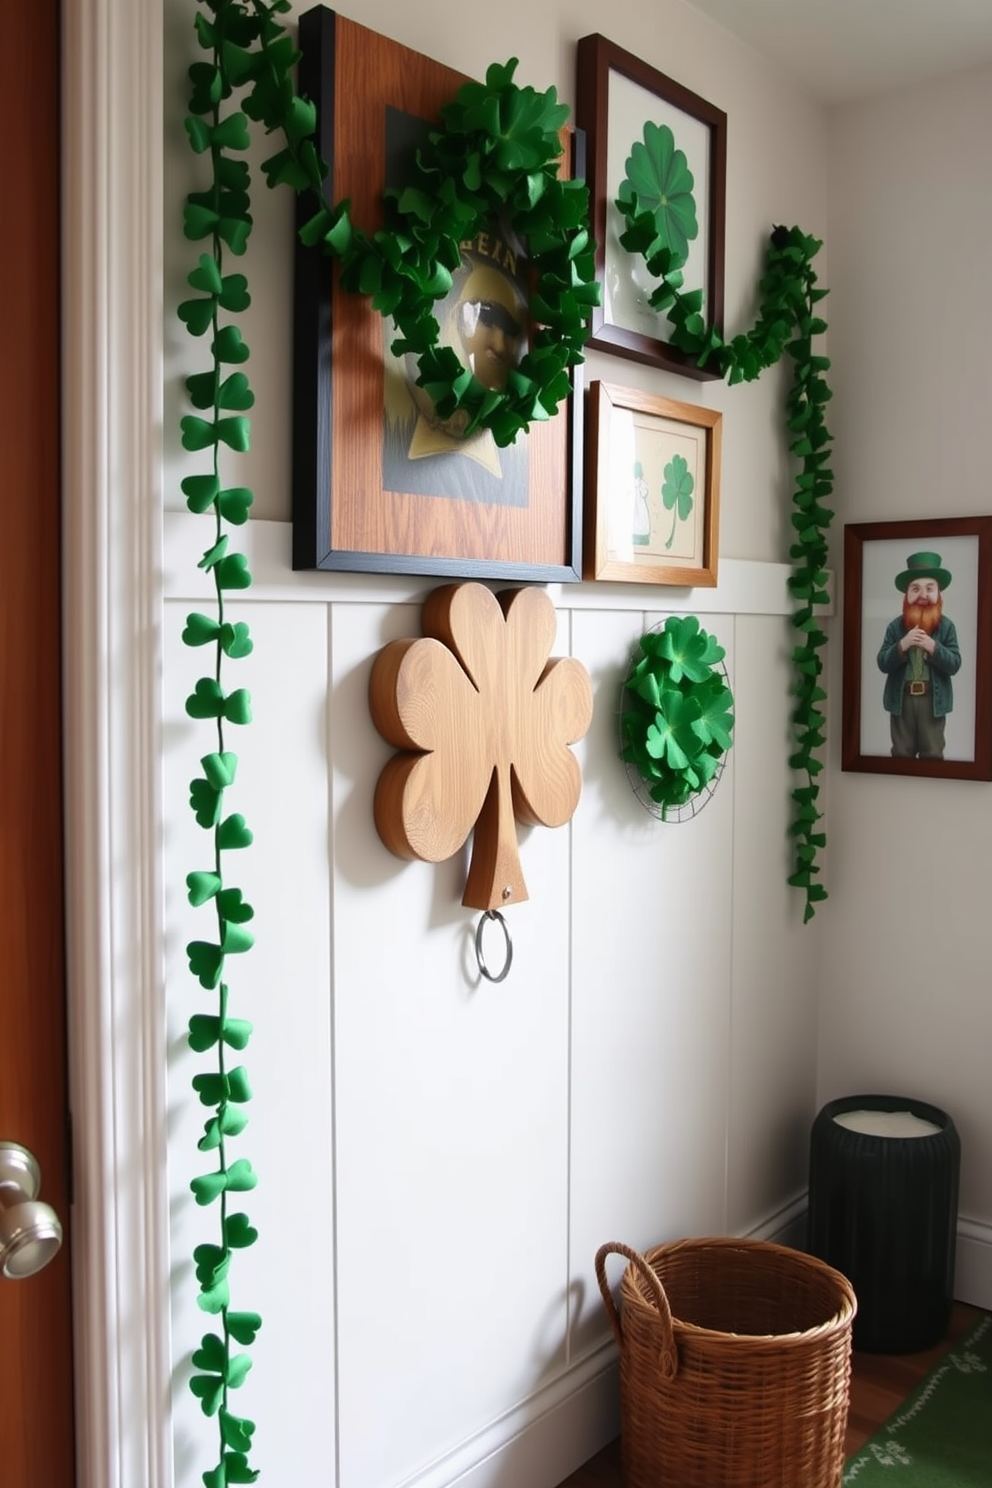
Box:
left=620, top=616, right=735, bottom=819
left=369, top=582, right=593, bottom=911
left=617, top=124, right=833, bottom=920
left=617, top=121, right=699, bottom=266
left=661, top=452, right=694, bottom=550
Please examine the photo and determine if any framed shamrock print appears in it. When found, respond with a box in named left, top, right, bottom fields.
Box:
left=576, top=32, right=726, bottom=378
left=584, top=381, right=722, bottom=585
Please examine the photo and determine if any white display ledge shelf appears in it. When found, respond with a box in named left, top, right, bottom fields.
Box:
left=163, top=511, right=834, bottom=617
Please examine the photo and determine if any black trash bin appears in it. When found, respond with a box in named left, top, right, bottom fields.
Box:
left=807, top=1093, right=960, bottom=1353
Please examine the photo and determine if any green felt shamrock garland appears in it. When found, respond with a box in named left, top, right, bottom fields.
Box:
left=180, top=5, right=264, bottom=1485
left=617, top=123, right=833, bottom=921
left=621, top=617, right=735, bottom=818
left=177, top=3, right=600, bottom=1480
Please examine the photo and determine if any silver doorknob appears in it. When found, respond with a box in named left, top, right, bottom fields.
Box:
left=0, top=1141, right=63, bottom=1279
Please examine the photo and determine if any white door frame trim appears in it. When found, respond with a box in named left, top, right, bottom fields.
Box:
left=62, top=0, right=172, bottom=1484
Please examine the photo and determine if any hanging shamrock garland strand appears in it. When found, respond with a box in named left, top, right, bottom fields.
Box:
left=617, top=125, right=833, bottom=921
left=178, top=3, right=599, bottom=1479
left=180, top=3, right=266, bottom=1484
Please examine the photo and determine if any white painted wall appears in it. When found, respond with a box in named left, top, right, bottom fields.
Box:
left=822, top=64, right=992, bottom=1305
left=160, top=2, right=830, bottom=1485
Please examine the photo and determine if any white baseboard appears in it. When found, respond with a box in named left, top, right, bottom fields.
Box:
left=955, top=1217, right=992, bottom=1310
left=398, top=1345, right=619, bottom=1488
left=400, top=1200, right=810, bottom=1488
left=743, top=1193, right=809, bottom=1251
left=390, top=1203, right=987, bottom=1488
left=756, top=1199, right=992, bottom=1312
left=402, top=1196, right=985, bottom=1488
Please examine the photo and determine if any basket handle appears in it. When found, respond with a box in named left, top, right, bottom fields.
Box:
left=594, top=1242, right=679, bottom=1380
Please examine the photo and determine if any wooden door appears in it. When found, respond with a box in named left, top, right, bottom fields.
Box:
left=0, top=0, right=75, bottom=1482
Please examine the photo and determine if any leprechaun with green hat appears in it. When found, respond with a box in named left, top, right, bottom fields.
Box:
left=876, top=551, right=962, bottom=758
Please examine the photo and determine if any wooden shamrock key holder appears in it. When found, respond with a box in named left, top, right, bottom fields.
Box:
left=369, top=582, right=593, bottom=974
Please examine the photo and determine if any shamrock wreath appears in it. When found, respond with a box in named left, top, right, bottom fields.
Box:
left=620, top=617, right=735, bottom=820
left=290, top=60, right=601, bottom=447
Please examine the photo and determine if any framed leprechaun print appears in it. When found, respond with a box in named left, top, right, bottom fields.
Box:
left=843, top=516, right=992, bottom=779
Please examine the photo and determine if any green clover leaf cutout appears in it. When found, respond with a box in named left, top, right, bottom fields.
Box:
left=226, top=1312, right=262, bottom=1345
left=220, top=1411, right=256, bottom=1453
left=656, top=615, right=725, bottom=683
left=225, top=1212, right=259, bottom=1249
left=691, top=675, right=736, bottom=753
left=645, top=689, right=703, bottom=773
left=190, top=1373, right=226, bottom=1416
left=620, top=617, right=735, bottom=820
left=661, top=452, right=694, bottom=550
left=617, top=120, right=698, bottom=268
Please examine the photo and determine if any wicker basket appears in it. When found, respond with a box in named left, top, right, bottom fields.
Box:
left=595, top=1237, right=857, bottom=1488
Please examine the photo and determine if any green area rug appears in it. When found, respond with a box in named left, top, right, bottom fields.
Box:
left=843, top=1312, right=992, bottom=1485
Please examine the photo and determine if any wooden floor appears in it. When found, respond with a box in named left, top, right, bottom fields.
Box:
left=554, top=1301, right=982, bottom=1487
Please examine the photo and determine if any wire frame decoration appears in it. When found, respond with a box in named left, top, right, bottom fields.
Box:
left=618, top=616, right=734, bottom=822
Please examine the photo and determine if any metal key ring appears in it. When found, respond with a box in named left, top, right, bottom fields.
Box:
left=475, top=910, right=513, bottom=983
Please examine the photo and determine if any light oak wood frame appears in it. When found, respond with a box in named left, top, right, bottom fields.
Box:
left=584, top=381, right=722, bottom=586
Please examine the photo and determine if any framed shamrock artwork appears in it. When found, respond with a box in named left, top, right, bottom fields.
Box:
left=576, top=32, right=726, bottom=378
left=584, top=381, right=722, bottom=585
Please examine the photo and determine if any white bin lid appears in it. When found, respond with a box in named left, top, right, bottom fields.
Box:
left=833, top=1109, right=942, bottom=1138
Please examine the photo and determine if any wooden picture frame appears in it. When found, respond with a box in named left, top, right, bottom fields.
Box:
left=575, top=32, right=726, bottom=380
left=292, top=6, right=582, bottom=581
left=584, top=381, right=722, bottom=585
left=842, top=516, right=992, bottom=779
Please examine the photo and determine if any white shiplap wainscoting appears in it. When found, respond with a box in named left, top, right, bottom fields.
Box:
left=162, top=511, right=828, bottom=1487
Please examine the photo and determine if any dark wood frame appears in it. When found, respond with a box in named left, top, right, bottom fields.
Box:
left=842, top=516, right=992, bottom=779
left=292, top=5, right=582, bottom=580
left=584, top=380, right=722, bottom=585
left=575, top=32, right=726, bottom=380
